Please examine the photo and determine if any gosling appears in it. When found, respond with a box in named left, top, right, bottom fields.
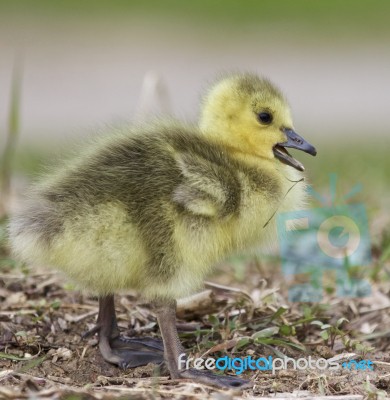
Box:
left=8, top=74, right=316, bottom=388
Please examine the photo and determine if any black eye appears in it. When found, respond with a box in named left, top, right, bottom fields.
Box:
left=258, top=112, right=273, bottom=124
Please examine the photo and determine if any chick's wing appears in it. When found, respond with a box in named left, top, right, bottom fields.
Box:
left=172, top=152, right=240, bottom=218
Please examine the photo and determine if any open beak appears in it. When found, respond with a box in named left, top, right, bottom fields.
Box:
left=273, top=128, right=317, bottom=171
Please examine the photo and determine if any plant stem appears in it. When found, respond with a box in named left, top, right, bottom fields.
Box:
left=0, top=58, right=22, bottom=218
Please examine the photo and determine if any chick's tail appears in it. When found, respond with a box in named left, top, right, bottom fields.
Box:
left=7, top=200, right=61, bottom=265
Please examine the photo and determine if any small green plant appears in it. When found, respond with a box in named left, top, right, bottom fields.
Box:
left=50, top=300, right=62, bottom=310
left=14, top=331, right=40, bottom=347
left=311, top=317, right=349, bottom=348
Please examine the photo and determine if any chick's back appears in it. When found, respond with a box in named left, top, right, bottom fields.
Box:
left=9, top=124, right=284, bottom=299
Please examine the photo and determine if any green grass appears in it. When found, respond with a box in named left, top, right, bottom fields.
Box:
left=304, top=141, right=390, bottom=211
left=1, top=0, right=389, bottom=39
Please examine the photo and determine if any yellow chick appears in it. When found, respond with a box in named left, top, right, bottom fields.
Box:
left=8, top=73, right=316, bottom=388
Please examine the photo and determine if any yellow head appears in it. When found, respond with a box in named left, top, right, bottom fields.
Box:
left=199, top=74, right=316, bottom=171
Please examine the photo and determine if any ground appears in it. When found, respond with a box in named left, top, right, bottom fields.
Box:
left=1, top=229, right=390, bottom=399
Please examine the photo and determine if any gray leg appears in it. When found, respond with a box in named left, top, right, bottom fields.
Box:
left=153, top=299, right=252, bottom=389
left=84, top=295, right=164, bottom=368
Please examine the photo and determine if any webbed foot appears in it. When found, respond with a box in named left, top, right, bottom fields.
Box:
left=108, top=336, right=164, bottom=368
left=179, top=368, right=252, bottom=389
left=85, top=295, right=164, bottom=368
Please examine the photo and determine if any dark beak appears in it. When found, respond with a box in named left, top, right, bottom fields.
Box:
left=273, top=128, right=317, bottom=171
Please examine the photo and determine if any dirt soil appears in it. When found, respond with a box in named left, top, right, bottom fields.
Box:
left=1, top=252, right=390, bottom=400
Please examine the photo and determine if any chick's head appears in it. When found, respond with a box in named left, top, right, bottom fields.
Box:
left=199, top=74, right=316, bottom=171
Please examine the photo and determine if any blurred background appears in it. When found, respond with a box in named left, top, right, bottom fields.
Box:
left=1, top=0, right=389, bottom=232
